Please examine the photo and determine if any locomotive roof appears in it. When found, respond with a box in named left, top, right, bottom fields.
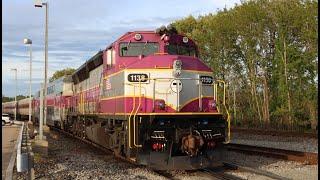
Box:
left=71, top=50, right=103, bottom=84
left=71, top=30, right=193, bottom=84
left=71, top=31, right=155, bottom=84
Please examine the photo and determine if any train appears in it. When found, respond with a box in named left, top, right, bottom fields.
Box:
left=2, top=98, right=32, bottom=120
left=2, top=27, right=230, bottom=170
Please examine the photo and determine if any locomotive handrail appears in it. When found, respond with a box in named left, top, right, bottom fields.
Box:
left=177, top=78, right=180, bottom=111
left=128, top=84, right=136, bottom=148
left=199, top=80, right=202, bottom=111
left=126, top=82, right=146, bottom=148
left=214, top=80, right=230, bottom=143
left=133, top=81, right=143, bottom=147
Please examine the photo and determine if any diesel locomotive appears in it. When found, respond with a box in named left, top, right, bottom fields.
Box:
left=3, top=27, right=230, bottom=170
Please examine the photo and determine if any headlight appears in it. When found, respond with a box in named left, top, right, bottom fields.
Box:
left=182, top=37, right=188, bottom=43
left=156, top=100, right=166, bottom=110
left=173, top=60, right=182, bottom=77
left=134, top=33, right=142, bottom=41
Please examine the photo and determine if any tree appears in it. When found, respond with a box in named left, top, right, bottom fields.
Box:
left=49, top=68, right=76, bottom=82
left=2, top=95, right=14, bottom=103
left=2, top=95, right=29, bottom=102
left=172, top=0, right=318, bottom=131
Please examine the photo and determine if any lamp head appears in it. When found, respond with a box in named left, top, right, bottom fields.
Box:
left=23, top=38, right=32, bottom=44
left=34, top=0, right=43, bottom=7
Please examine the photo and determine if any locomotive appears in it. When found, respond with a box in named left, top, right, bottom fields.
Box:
left=3, top=27, right=230, bottom=170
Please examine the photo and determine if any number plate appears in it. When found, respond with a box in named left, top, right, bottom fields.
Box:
left=128, top=73, right=149, bottom=83
left=200, top=76, right=213, bottom=84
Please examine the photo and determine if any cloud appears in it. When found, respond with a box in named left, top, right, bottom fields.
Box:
left=2, top=0, right=240, bottom=96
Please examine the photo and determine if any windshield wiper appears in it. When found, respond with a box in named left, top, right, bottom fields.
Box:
left=141, top=41, right=148, bottom=55
left=121, top=41, right=131, bottom=56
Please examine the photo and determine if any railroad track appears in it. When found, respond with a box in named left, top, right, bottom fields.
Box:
left=200, top=166, right=243, bottom=180
left=48, top=127, right=134, bottom=163
left=231, top=128, right=318, bottom=138
left=48, top=127, right=302, bottom=180
left=226, top=143, right=318, bottom=165
left=49, top=127, right=179, bottom=179
left=199, top=161, right=290, bottom=180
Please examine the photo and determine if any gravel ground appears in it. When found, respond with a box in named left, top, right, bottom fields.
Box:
left=223, top=151, right=318, bottom=180
left=13, top=129, right=318, bottom=180
left=14, top=130, right=167, bottom=180
left=231, top=132, right=318, bottom=153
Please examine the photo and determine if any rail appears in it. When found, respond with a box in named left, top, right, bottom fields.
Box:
left=226, top=143, right=318, bottom=165
left=222, top=162, right=290, bottom=180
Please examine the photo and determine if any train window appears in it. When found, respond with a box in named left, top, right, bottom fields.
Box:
left=166, top=44, right=197, bottom=57
left=119, top=42, right=159, bottom=57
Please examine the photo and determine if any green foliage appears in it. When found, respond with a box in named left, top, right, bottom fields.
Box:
left=173, top=0, right=318, bottom=131
left=49, top=68, right=76, bottom=82
left=2, top=95, right=29, bottom=103
left=2, top=95, right=14, bottom=103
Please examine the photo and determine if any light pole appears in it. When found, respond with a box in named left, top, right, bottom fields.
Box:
left=35, top=1, right=48, bottom=126
left=24, top=38, right=32, bottom=123
left=11, top=68, right=17, bottom=122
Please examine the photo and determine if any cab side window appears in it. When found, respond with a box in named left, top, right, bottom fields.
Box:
left=119, top=42, right=159, bottom=57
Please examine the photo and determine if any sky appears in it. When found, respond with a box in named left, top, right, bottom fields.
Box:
left=2, top=0, right=240, bottom=97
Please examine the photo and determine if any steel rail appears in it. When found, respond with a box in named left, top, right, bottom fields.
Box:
left=222, top=162, right=290, bottom=180
left=200, top=167, right=243, bottom=180
left=226, top=143, right=318, bottom=165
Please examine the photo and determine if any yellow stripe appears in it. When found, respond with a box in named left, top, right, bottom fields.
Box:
left=100, top=95, right=126, bottom=101
left=103, top=69, right=212, bottom=79
left=99, top=95, right=214, bottom=111
left=95, top=112, right=222, bottom=116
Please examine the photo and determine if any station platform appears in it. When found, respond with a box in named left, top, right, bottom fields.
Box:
left=2, top=122, right=22, bottom=180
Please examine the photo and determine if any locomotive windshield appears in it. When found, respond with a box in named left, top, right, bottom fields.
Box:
left=166, top=44, right=197, bottom=57
left=120, top=42, right=159, bottom=56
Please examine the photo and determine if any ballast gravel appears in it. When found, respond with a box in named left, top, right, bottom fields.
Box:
left=13, top=129, right=318, bottom=180
left=223, top=151, right=318, bottom=180
left=15, top=130, right=167, bottom=180
left=231, top=132, right=318, bottom=153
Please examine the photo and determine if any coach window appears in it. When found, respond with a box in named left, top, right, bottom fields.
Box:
left=119, top=42, right=159, bottom=57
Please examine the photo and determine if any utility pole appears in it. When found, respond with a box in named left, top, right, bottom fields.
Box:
left=24, top=38, right=33, bottom=123
left=11, top=68, right=17, bottom=122
left=44, top=2, right=48, bottom=126
left=39, top=83, right=43, bottom=140
left=35, top=1, right=48, bottom=126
